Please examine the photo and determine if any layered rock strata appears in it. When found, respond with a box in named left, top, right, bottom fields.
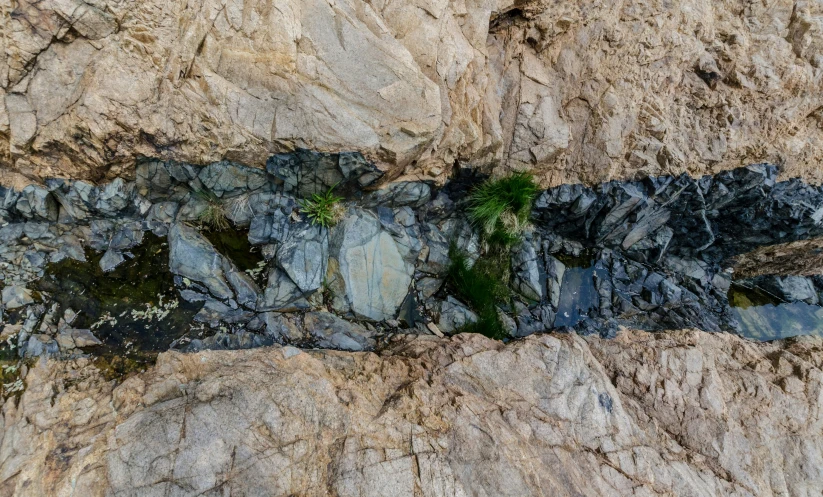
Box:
left=3, top=157, right=823, bottom=363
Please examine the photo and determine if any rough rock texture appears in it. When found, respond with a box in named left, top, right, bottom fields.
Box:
left=328, top=208, right=414, bottom=321
left=1, top=330, right=822, bottom=496
left=3, top=0, right=823, bottom=186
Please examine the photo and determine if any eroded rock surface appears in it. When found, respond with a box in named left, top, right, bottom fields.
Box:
left=1, top=330, right=821, bottom=496
left=3, top=0, right=823, bottom=186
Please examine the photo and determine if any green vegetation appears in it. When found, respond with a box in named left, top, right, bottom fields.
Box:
left=467, top=172, right=539, bottom=247
left=300, top=185, right=345, bottom=228
left=194, top=190, right=230, bottom=231
left=446, top=172, right=540, bottom=339
left=447, top=247, right=511, bottom=340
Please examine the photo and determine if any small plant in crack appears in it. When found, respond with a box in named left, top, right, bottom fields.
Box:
left=193, top=190, right=230, bottom=231
left=226, top=193, right=252, bottom=222
left=300, top=184, right=345, bottom=228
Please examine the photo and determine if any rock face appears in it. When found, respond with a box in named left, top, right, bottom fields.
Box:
left=3, top=0, right=823, bottom=186
left=1, top=330, right=822, bottom=496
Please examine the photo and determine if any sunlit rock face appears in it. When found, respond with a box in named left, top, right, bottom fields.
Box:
left=3, top=0, right=823, bottom=187
left=1, top=331, right=822, bottom=496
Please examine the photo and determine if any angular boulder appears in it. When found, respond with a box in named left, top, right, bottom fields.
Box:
left=328, top=209, right=413, bottom=320
left=168, top=223, right=260, bottom=308
left=304, top=311, right=375, bottom=351
left=277, top=223, right=328, bottom=294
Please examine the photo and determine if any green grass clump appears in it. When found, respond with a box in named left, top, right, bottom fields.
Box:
left=193, top=190, right=230, bottom=231
left=447, top=248, right=510, bottom=340
left=468, top=172, right=539, bottom=247
left=300, top=185, right=344, bottom=228
left=199, top=202, right=230, bottom=231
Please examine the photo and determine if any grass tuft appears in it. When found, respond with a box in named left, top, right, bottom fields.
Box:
left=446, top=247, right=510, bottom=340
left=468, top=172, right=539, bottom=247
left=300, top=185, right=345, bottom=228
left=192, top=189, right=231, bottom=231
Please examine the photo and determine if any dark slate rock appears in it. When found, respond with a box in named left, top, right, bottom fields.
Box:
left=263, top=312, right=304, bottom=342
left=109, top=221, right=144, bottom=251
left=754, top=275, right=819, bottom=305
left=362, top=182, right=432, bottom=208
left=256, top=268, right=310, bottom=312
left=50, top=180, right=96, bottom=222
left=94, top=178, right=133, bottom=217
left=50, top=233, right=86, bottom=262
left=198, top=162, right=268, bottom=198
left=146, top=202, right=180, bottom=236
left=16, top=185, right=58, bottom=221
left=2, top=284, right=34, bottom=309
left=304, top=311, right=376, bottom=351
left=194, top=299, right=255, bottom=327
left=168, top=223, right=260, bottom=307
left=437, top=296, right=477, bottom=334
left=329, top=208, right=414, bottom=320
left=267, top=149, right=383, bottom=198
left=277, top=223, right=328, bottom=293
left=0, top=187, right=20, bottom=221
left=185, top=331, right=273, bottom=352
left=88, top=219, right=116, bottom=251
left=99, top=249, right=125, bottom=273
left=511, top=239, right=543, bottom=302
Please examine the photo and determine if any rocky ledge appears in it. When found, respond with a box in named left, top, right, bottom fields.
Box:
left=1, top=329, right=822, bottom=496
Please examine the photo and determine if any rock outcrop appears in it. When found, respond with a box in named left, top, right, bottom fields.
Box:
left=1, top=330, right=821, bottom=496
left=3, top=0, right=823, bottom=186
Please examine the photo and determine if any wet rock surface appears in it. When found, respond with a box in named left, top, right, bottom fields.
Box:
left=2, top=330, right=822, bottom=496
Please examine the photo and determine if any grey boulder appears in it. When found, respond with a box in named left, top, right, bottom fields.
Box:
left=329, top=209, right=413, bottom=320
left=16, top=185, right=58, bottom=221
left=2, top=285, right=34, bottom=310
left=277, top=223, right=328, bottom=293
left=168, top=223, right=260, bottom=308
left=304, top=311, right=375, bottom=351
left=257, top=268, right=310, bottom=312
left=437, top=296, right=478, bottom=334
left=511, top=239, right=543, bottom=302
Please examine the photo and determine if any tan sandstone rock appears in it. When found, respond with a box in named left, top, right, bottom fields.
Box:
left=2, top=0, right=823, bottom=186
left=1, top=330, right=821, bottom=496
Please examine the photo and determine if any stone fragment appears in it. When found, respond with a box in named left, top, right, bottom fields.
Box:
left=267, top=150, right=383, bottom=197
left=2, top=285, right=34, bottom=310
left=16, top=186, right=57, bottom=221
left=277, top=223, right=328, bottom=294
left=198, top=162, right=268, bottom=198
left=304, top=311, right=375, bottom=351
left=437, top=296, right=478, bottom=334
left=99, top=250, right=125, bottom=273
left=94, top=179, right=132, bottom=217
left=257, top=268, right=310, bottom=312
left=263, top=312, right=304, bottom=342
left=168, top=223, right=260, bottom=307
left=108, top=221, right=144, bottom=251
left=56, top=328, right=102, bottom=349
left=362, top=182, right=432, bottom=208
left=544, top=254, right=566, bottom=309
left=756, top=275, right=820, bottom=305
left=511, top=239, right=543, bottom=301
